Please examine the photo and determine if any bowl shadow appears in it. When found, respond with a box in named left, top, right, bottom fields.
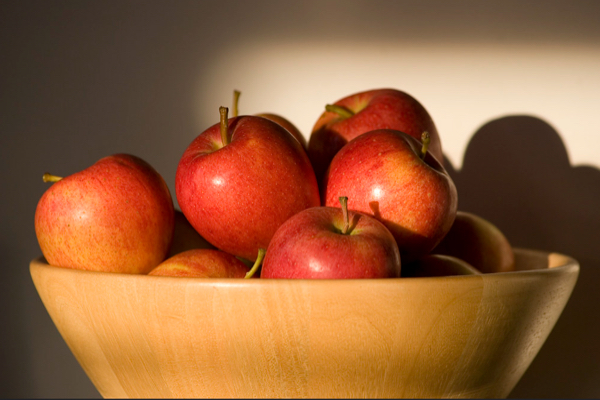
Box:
left=444, top=115, right=600, bottom=398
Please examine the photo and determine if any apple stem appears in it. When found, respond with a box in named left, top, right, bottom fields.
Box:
left=219, top=106, right=230, bottom=146
left=245, top=248, right=266, bottom=279
left=420, top=131, right=430, bottom=160
left=232, top=90, right=241, bottom=118
left=339, top=196, right=350, bottom=234
left=43, top=173, right=63, bottom=183
left=325, top=104, right=354, bottom=119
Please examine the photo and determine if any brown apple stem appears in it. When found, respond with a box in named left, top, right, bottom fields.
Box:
left=325, top=104, right=354, bottom=119
left=245, top=248, right=266, bottom=279
left=43, top=173, right=63, bottom=183
left=219, top=106, right=230, bottom=146
left=420, top=131, right=430, bottom=160
left=339, top=196, right=350, bottom=234
left=232, top=90, right=241, bottom=118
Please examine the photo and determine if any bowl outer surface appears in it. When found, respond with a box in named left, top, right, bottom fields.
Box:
left=30, top=248, right=579, bottom=399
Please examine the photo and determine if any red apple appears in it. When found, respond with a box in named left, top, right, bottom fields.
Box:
left=402, top=254, right=481, bottom=278
left=232, top=90, right=307, bottom=149
left=308, top=88, right=443, bottom=183
left=324, top=129, right=457, bottom=262
left=176, top=106, right=320, bottom=261
left=261, top=197, right=401, bottom=279
left=431, top=211, right=515, bottom=273
left=166, top=210, right=215, bottom=258
left=35, top=154, right=175, bottom=274
left=149, top=248, right=260, bottom=278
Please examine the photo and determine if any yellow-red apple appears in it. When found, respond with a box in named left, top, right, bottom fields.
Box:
left=35, top=154, right=175, bottom=274
left=148, top=249, right=249, bottom=278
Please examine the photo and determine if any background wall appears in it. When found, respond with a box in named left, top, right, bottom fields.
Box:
left=1, top=0, right=599, bottom=397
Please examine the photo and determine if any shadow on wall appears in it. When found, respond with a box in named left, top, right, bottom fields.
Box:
left=444, top=115, right=600, bottom=398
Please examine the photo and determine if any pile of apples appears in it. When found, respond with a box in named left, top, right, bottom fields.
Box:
left=35, top=88, right=515, bottom=279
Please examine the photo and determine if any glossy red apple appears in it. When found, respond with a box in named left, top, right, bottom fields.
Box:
left=148, top=248, right=264, bottom=278
left=431, top=211, right=515, bottom=273
left=324, top=129, right=457, bottom=262
left=166, top=210, right=215, bottom=258
left=232, top=90, right=307, bottom=149
left=261, top=197, right=401, bottom=279
left=176, top=107, right=320, bottom=261
left=35, top=154, right=175, bottom=274
left=308, top=88, right=443, bottom=183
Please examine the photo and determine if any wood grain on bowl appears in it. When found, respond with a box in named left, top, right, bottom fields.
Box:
left=30, top=248, right=578, bottom=399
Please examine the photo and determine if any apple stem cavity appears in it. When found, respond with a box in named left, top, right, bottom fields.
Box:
left=339, top=196, right=350, bottom=235
left=325, top=104, right=354, bottom=119
left=43, top=173, right=63, bottom=183
left=420, top=131, right=430, bottom=160
left=245, top=248, right=266, bottom=279
left=219, top=106, right=230, bottom=147
left=232, top=90, right=241, bottom=118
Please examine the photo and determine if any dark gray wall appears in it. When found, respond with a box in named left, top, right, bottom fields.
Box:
left=1, top=1, right=599, bottom=397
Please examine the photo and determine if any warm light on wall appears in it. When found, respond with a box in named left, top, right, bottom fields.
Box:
left=195, top=41, right=600, bottom=170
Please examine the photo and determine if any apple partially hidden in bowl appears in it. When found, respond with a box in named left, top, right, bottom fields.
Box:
left=431, top=211, right=516, bottom=273
left=149, top=248, right=265, bottom=278
left=261, top=197, right=401, bottom=279
left=402, top=254, right=481, bottom=278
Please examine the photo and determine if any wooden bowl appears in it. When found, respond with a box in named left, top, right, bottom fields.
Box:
left=30, top=248, right=578, bottom=399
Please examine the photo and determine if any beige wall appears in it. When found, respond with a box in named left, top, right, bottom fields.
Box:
left=1, top=1, right=599, bottom=397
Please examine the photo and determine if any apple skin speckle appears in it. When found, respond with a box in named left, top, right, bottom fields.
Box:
left=35, top=154, right=175, bottom=274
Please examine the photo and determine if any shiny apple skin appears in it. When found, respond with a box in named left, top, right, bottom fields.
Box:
left=308, top=88, right=443, bottom=183
left=176, top=116, right=320, bottom=261
left=431, top=211, right=515, bottom=273
left=148, top=249, right=249, bottom=278
left=324, top=129, right=457, bottom=262
left=261, top=206, right=401, bottom=279
left=35, top=154, right=175, bottom=274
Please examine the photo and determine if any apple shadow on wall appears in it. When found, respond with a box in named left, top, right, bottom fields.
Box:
left=443, top=115, right=600, bottom=398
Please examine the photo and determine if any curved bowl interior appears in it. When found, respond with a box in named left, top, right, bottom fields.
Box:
left=30, top=248, right=579, bottom=399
